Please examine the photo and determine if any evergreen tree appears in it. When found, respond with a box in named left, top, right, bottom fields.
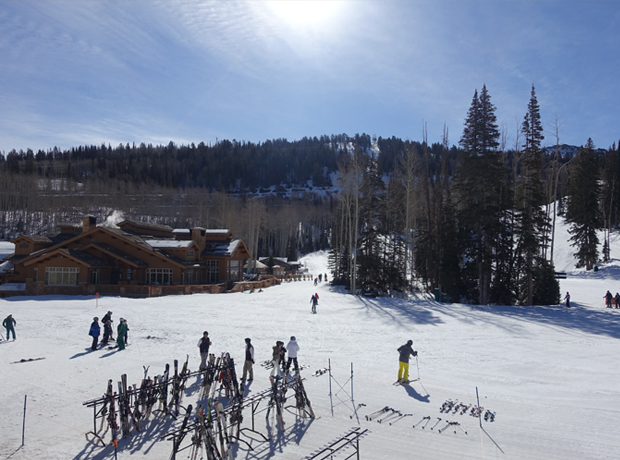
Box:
left=453, top=85, right=504, bottom=304
left=517, top=85, right=551, bottom=305
left=566, top=139, right=601, bottom=270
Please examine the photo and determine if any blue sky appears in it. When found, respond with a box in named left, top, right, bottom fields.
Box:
left=0, top=0, right=618, bottom=152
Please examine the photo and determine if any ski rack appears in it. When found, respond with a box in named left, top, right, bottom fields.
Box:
left=327, top=359, right=361, bottom=421
left=303, top=427, right=370, bottom=460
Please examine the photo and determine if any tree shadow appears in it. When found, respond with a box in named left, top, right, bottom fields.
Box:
left=431, top=299, right=620, bottom=339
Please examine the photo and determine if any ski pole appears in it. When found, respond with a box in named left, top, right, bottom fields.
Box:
left=413, top=415, right=430, bottom=428
left=430, top=417, right=442, bottom=430
left=366, top=406, right=389, bottom=421
left=415, top=354, right=420, bottom=380
left=389, top=413, right=412, bottom=426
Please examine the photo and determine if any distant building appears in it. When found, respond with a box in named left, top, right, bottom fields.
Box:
left=0, top=216, right=250, bottom=297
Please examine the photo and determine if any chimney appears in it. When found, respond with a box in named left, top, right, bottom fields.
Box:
left=82, top=215, right=97, bottom=233
left=192, top=227, right=206, bottom=251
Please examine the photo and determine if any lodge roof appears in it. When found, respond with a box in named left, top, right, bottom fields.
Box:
left=201, top=239, right=243, bottom=257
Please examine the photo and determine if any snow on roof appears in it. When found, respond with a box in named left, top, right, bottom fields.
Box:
left=0, top=260, right=13, bottom=273
left=205, top=229, right=229, bottom=234
left=202, top=239, right=241, bottom=257
left=0, top=282, right=25, bottom=292
left=147, top=240, right=194, bottom=249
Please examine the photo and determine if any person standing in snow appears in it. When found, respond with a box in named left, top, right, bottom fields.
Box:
left=285, top=336, right=300, bottom=374
left=242, top=337, right=254, bottom=381
left=123, top=318, right=129, bottom=345
left=117, top=318, right=128, bottom=350
left=615, top=293, right=620, bottom=309
left=310, top=294, right=318, bottom=313
left=397, top=340, right=417, bottom=383
left=198, top=331, right=211, bottom=370
left=3, top=314, right=16, bottom=340
left=89, top=317, right=100, bottom=351
left=564, top=292, right=571, bottom=308
left=278, top=341, right=287, bottom=375
left=605, top=290, right=613, bottom=308
left=101, top=311, right=113, bottom=345
left=270, top=341, right=282, bottom=377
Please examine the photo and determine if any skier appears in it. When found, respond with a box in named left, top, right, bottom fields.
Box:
left=270, top=341, right=282, bottom=377
left=324, top=273, right=328, bottom=283
left=615, top=293, right=620, bottom=309
left=310, top=294, right=318, bottom=313
left=101, top=311, right=113, bottom=345
left=3, top=314, right=16, bottom=340
left=198, top=331, right=211, bottom=370
left=278, top=340, right=287, bottom=375
left=319, top=274, right=322, bottom=282
left=314, top=277, right=318, bottom=286
left=242, top=337, right=254, bottom=381
left=564, top=292, right=571, bottom=308
left=397, top=340, right=418, bottom=384
left=123, top=318, right=129, bottom=345
left=117, top=318, right=128, bottom=350
left=605, top=290, right=613, bottom=308
left=89, top=317, right=100, bottom=351
left=285, top=336, right=300, bottom=374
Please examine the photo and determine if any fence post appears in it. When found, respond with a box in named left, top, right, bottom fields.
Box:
left=22, top=394, right=27, bottom=446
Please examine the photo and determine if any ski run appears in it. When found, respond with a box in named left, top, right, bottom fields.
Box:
left=1, top=216, right=620, bottom=459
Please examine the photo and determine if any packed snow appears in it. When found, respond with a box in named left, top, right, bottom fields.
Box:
left=1, top=217, right=619, bottom=460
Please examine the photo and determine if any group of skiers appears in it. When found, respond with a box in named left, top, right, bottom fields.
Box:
left=197, top=333, right=300, bottom=382
left=2, top=314, right=16, bottom=341
left=314, top=273, right=328, bottom=286
left=88, top=311, right=129, bottom=351
left=604, top=290, right=620, bottom=308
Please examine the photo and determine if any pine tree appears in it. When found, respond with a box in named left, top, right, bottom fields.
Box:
left=566, top=139, right=601, bottom=270
left=453, top=85, right=504, bottom=305
left=517, top=85, right=552, bottom=305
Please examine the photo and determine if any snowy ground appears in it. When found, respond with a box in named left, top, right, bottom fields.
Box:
left=1, top=218, right=620, bottom=460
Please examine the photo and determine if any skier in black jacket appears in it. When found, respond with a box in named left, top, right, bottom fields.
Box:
left=198, top=331, right=211, bottom=370
left=397, top=340, right=417, bottom=383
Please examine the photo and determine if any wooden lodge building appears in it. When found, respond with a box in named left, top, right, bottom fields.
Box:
left=0, top=216, right=251, bottom=297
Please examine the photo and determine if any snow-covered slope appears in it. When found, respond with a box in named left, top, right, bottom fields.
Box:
left=0, top=222, right=619, bottom=460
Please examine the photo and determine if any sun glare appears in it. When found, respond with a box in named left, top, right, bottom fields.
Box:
left=266, top=0, right=341, bottom=28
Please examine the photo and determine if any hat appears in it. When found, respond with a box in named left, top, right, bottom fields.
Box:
left=120, top=317, right=125, bottom=321
left=245, top=337, right=251, bottom=343
left=108, top=311, right=112, bottom=314
left=407, top=340, right=413, bottom=345
left=290, top=336, right=296, bottom=341
left=203, top=331, right=209, bottom=335
left=93, top=317, right=99, bottom=321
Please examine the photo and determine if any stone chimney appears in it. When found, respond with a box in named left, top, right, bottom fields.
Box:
left=191, top=227, right=206, bottom=251
left=82, top=215, right=97, bottom=233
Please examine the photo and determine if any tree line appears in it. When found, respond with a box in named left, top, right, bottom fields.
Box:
left=1, top=86, right=619, bottom=305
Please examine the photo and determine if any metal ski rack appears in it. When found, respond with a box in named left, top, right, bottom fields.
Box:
left=303, top=427, right=371, bottom=460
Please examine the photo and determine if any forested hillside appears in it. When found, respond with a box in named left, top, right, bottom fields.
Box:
left=1, top=87, right=619, bottom=306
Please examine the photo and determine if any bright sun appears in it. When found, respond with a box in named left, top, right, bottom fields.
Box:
left=266, top=0, right=341, bottom=28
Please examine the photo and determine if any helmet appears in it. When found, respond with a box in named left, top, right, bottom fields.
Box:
left=407, top=340, right=413, bottom=346
left=245, top=337, right=251, bottom=343
left=203, top=331, right=209, bottom=335
left=290, top=336, right=296, bottom=341
left=93, top=317, right=99, bottom=321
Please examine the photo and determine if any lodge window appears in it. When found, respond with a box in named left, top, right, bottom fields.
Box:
left=33, top=267, right=38, bottom=282
left=45, top=267, right=79, bottom=286
left=230, top=260, right=240, bottom=280
left=127, top=268, right=132, bottom=280
left=207, top=260, right=219, bottom=283
left=187, top=250, right=195, bottom=259
left=146, top=268, right=173, bottom=285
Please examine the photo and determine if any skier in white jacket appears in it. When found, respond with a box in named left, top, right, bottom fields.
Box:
left=285, top=336, right=300, bottom=373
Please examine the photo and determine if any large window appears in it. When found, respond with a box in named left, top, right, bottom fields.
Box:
left=207, top=260, right=219, bottom=283
left=230, top=260, right=240, bottom=280
left=45, top=267, right=79, bottom=286
left=146, top=268, right=173, bottom=285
